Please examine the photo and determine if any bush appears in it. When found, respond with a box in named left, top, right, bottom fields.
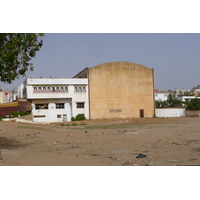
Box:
left=19, top=111, right=31, bottom=116
left=186, top=98, right=200, bottom=110
left=9, top=111, right=19, bottom=118
left=71, top=115, right=86, bottom=121
left=71, top=116, right=76, bottom=121
left=75, top=114, right=86, bottom=121
left=0, top=116, right=2, bottom=121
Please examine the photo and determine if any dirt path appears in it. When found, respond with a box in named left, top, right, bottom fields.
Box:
left=1, top=117, right=200, bottom=166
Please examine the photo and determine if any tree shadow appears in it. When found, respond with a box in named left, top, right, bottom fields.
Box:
left=0, top=137, right=29, bottom=149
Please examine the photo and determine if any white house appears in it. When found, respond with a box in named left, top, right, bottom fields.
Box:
left=18, top=78, right=89, bottom=123
left=154, top=89, right=172, bottom=102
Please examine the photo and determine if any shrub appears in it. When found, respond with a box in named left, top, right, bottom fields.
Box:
left=19, top=111, right=31, bottom=116
left=9, top=111, right=19, bottom=118
left=75, top=114, right=86, bottom=121
left=0, top=116, right=2, bottom=121
left=71, top=116, right=76, bottom=121
left=186, top=98, right=200, bottom=110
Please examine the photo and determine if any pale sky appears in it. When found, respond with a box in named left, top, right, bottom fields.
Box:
left=1, top=33, right=200, bottom=92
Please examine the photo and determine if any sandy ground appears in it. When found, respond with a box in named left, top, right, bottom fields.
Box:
left=1, top=117, right=200, bottom=166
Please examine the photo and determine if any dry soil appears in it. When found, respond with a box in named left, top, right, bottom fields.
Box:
left=1, top=117, right=200, bottom=166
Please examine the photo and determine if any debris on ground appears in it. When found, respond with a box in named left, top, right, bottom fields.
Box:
left=135, top=153, right=147, bottom=158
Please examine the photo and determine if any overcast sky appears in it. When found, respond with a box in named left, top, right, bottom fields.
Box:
left=2, top=33, right=199, bottom=92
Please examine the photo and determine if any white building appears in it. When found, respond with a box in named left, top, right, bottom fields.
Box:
left=0, top=91, right=17, bottom=103
left=177, top=96, right=200, bottom=102
left=154, top=89, right=172, bottom=102
left=18, top=78, right=89, bottom=123
left=175, top=89, right=190, bottom=97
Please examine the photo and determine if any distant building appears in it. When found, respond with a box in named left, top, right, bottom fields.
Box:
left=0, top=91, right=17, bottom=103
left=192, top=85, right=200, bottom=96
left=175, top=89, right=191, bottom=97
left=0, top=91, right=6, bottom=103
left=177, top=96, right=200, bottom=102
left=154, top=89, right=172, bottom=102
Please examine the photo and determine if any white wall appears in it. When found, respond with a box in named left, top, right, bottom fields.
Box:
left=32, top=100, right=73, bottom=122
left=155, top=108, right=185, bottom=118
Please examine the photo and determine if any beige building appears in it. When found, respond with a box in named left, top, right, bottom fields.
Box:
left=74, top=61, right=155, bottom=119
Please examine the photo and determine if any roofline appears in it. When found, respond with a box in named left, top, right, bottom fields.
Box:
left=73, top=67, right=88, bottom=78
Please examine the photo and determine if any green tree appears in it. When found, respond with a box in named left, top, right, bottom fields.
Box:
left=0, top=33, right=44, bottom=83
left=167, top=93, right=183, bottom=107
left=186, top=98, right=200, bottom=110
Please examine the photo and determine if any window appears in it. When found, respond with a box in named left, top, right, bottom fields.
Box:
left=33, top=86, right=69, bottom=93
left=57, top=114, right=62, bottom=118
left=34, top=115, right=46, bottom=118
left=74, top=86, right=86, bottom=92
left=60, top=87, right=64, bottom=92
left=47, top=87, right=51, bottom=92
left=82, top=87, right=86, bottom=92
left=65, top=87, right=68, bottom=92
left=76, top=102, right=84, bottom=108
left=35, top=104, right=48, bottom=110
left=33, top=87, right=37, bottom=93
left=56, top=103, right=65, bottom=109
left=56, top=87, right=60, bottom=92
left=38, top=87, right=42, bottom=92
left=43, top=87, right=46, bottom=92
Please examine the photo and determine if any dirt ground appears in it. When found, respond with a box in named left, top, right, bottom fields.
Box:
left=1, top=117, right=200, bottom=166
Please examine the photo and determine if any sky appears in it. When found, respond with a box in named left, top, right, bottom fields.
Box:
left=1, top=33, right=200, bottom=92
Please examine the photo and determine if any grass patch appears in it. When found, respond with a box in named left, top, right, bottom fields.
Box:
left=18, top=126, right=44, bottom=130
left=59, top=123, right=86, bottom=127
left=82, top=123, right=138, bottom=129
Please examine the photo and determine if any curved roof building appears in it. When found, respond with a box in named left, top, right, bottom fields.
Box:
left=74, top=61, right=155, bottom=119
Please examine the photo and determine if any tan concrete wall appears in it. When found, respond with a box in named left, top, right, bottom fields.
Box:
left=88, top=62, right=155, bottom=119
left=186, top=110, right=200, bottom=117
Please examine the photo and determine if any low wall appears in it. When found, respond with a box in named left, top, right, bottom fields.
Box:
left=186, top=110, right=200, bottom=117
left=155, top=108, right=185, bottom=118
left=0, top=106, right=18, bottom=117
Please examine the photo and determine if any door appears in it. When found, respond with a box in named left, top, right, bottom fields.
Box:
left=140, top=109, right=144, bottom=118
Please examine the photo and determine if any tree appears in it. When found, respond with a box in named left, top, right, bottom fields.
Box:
left=167, top=93, right=183, bottom=107
left=0, top=33, right=44, bottom=83
left=185, top=98, right=200, bottom=110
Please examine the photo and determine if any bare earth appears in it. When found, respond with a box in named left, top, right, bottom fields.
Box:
left=1, top=117, right=200, bottom=166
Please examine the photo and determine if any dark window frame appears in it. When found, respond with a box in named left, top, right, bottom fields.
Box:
left=56, top=103, right=65, bottom=109
left=76, top=102, right=85, bottom=108
left=35, top=104, right=48, bottom=110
